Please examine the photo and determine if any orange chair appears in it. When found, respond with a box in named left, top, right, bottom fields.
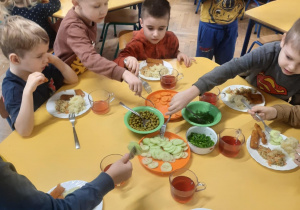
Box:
left=114, top=30, right=134, bottom=58
left=0, top=95, right=12, bottom=128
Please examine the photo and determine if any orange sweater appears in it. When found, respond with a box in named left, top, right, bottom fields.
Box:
left=114, top=29, right=180, bottom=67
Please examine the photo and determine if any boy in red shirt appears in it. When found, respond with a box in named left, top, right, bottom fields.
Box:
left=114, top=0, right=194, bottom=75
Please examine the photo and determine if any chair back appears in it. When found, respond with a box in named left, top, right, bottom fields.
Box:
left=119, top=30, right=134, bottom=51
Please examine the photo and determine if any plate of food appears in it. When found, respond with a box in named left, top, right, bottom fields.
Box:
left=246, top=124, right=298, bottom=171
left=145, top=90, right=181, bottom=121
left=46, top=89, right=91, bottom=118
left=48, top=180, right=103, bottom=210
left=139, top=58, right=173, bottom=81
left=138, top=131, right=191, bottom=175
left=221, top=85, right=265, bottom=112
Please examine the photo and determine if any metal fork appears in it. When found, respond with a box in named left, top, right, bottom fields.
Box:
left=139, top=77, right=152, bottom=94
left=241, top=98, right=272, bottom=133
left=68, top=113, right=80, bottom=149
left=140, top=95, right=155, bottom=107
left=160, top=115, right=172, bottom=138
left=119, top=102, right=149, bottom=127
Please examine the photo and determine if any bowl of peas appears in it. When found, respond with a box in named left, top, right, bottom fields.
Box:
left=124, top=106, right=164, bottom=134
left=186, top=126, right=218, bottom=154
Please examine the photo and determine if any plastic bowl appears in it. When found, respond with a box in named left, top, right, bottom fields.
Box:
left=124, top=106, right=164, bottom=134
left=181, top=101, right=222, bottom=127
left=186, top=126, right=218, bottom=154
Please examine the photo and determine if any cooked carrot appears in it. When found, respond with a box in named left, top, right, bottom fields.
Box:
left=250, top=129, right=259, bottom=149
left=50, top=184, right=65, bottom=199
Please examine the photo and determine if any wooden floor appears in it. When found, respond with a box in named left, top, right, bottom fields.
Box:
left=0, top=0, right=275, bottom=142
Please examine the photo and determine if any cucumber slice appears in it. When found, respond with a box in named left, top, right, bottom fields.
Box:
left=141, top=145, right=150, bottom=151
left=180, top=142, right=187, bottom=147
left=141, top=152, right=148, bottom=157
left=183, top=146, right=189, bottom=151
left=171, top=146, right=183, bottom=155
left=161, top=162, right=172, bottom=172
left=142, top=157, right=153, bottom=165
left=172, top=139, right=184, bottom=146
left=161, top=152, right=172, bottom=162
left=148, top=161, right=159, bottom=169
left=150, top=138, right=160, bottom=145
left=164, top=145, right=176, bottom=153
left=159, top=141, right=168, bottom=147
left=173, top=152, right=183, bottom=159
left=163, top=142, right=173, bottom=148
left=127, top=142, right=142, bottom=155
left=143, top=138, right=151, bottom=145
left=150, top=145, right=161, bottom=150
left=181, top=152, right=188, bottom=158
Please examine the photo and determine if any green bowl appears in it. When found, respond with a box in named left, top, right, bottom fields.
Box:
left=181, top=101, right=222, bottom=127
left=124, top=106, right=164, bottom=134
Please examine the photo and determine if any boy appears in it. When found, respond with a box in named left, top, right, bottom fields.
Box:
left=54, top=0, right=142, bottom=95
left=248, top=105, right=300, bottom=128
left=196, top=0, right=245, bottom=64
left=0, top=153, right=132, bottom=209
left=0, top=16, right=78, bottom=136
left=166, top=18, right=300, bottom=115
left=114, top=0, right=194, bottom=75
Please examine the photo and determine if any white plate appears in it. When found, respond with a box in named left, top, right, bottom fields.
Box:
left=46, top=89, right=91, bottom=118
left=139, top=60, right=173, bottom=81
left=246, top=133, right=298, bottom=171
left=221, top=85, right=265, bottom=112
left=48, top=180, right=103, bottom=210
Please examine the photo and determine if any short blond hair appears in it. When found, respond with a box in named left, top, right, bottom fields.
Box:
left=285, top=18, right=300, bottom=54
left=0, top=15, right=49, bottom=58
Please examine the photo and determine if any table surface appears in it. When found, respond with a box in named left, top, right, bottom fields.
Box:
left=245, top=0, right=300, bottom=33
left=53, top=0, right=143, bottom=19
left=1, top=58, right=299, bottom=210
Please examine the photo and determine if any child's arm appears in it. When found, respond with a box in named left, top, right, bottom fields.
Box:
left=47, top=53, right=78, bottom=84
left=14, top=72, right=48, bottom=136
left=248, top=106, right=277, bottom=121
left=166, top=85, right=200, bottom=115
left=121, top=70, right=142, bottom=96
left=177, top=52, right=196, bottom=67
left=123, top=56, right=139, bottom=76
left=39, top=0, right=61, bottom=16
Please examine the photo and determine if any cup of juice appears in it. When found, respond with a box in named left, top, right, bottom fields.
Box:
left=199, top=86, right=220, bottom=106
left=100, top=154, right=125, bottom=186
left=160, top=69, right=184, bottom=89
left=88, top=90, right=114, bottom=114
left=218, top=128, right=245, bottom=157
left=169, top=168, right=206, bottom=204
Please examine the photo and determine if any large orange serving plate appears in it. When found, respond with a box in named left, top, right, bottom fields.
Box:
left=145, top=90, right=182, bottom=121
left=138, top=131, right=191, bottom=175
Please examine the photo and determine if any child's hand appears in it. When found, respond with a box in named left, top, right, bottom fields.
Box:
left=105, top=153, right=133, bottom=185
left=24, top=72, right=48, bottom=94
left=247, top=106, right=277, bottom=121
left=122, top=70, right=142, bottom=96
left=124, top=56, right=139, bottom=76
left=177, top=52, right=196, bottom=67
left=166, top=86, right=200, bottom=115
left=46, top=53, right=57, bottom=65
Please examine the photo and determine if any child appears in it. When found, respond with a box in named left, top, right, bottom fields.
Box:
left=0, top=153, right=132, bottom=209
left=248, top=105, right=300, bottom=128
left=54, top=0, right=142, bottom=95
left=196, top=0, right=244, bottom=64
left=114, top=0, right=194, bottom=75
left=0, top=16, right=78, bottom=136
left=166, top=18, right=300, bottom=116
left=0, top=0, right=61, bottom=49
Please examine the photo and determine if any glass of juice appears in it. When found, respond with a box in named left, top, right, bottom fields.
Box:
left=199, top=86, right=220, bottom=106
left=100, top=154, right=125, bottom=186
left=160, top=69, right=184, bottom=89
left=219, top=128, right=245, bottom=157
left=169, top=168, right=206, bottom=204
left=88, top=90, right=114, bottom=114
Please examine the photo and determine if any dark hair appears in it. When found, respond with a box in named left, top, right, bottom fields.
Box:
left=141, top=0, right=171, bottom=19
left=284, top=18, right=300, bottom=53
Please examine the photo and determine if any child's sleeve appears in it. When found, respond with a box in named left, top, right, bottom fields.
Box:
left=40, top=0, right=61, bottom=16
left=273, top=104, right=300, bottom=128
left=114, top=41, right=141, bottom=67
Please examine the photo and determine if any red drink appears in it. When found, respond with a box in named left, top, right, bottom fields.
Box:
left=103, top=163, right=112, bottom=172
left=171, top=176, right=195, bottom=203
left=200, top=92, right=218, bottom=105
left=160, top=75, right=176, bottom=89
left=219, top=136, right=242, bottom=157
left=92, top=101, right=109, bottom=114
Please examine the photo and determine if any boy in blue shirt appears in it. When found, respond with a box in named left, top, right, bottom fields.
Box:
left=0, top=16, right=78, bottom=136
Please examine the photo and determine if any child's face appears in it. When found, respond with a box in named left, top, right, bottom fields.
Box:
left=18, top=43, right=49, bottom=73
left=140, top=14, right=169, bottom=45
left=279, top=40, right=300, bottom=75
left=75, top=0, right=108, bottom=24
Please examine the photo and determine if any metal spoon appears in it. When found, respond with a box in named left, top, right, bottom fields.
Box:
left=185, top=106, right=205, bottom=124
left=119, top=102, right=149, bottom=127
left=160, top=115, right=172, bottom=138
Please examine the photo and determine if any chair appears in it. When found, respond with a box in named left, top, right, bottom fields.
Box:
left=247, top=34, right=283, bottom=53
left=0, top=95, right=12, bottom=127
left=195, top=0, right=202, bottom=14
left=99, top=8, right=139, bottom=55
left=114, top=30, right=134, bottom=59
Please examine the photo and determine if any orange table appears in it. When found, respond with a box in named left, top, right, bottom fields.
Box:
left=0, top=58, right=299, bottom=210
left=53, top=0, right=144, bottom=19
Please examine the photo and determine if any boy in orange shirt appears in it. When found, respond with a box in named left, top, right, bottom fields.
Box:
left=114, top=0, right=195, bottom=75
left=54, top=0, right=142, bottom=95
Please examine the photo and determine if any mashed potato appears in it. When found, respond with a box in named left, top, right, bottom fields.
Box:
left=228, top=95, right=249, bottom=109
left=68, top=96, right=85, bottom=114
left=281, top=137, right=299, bottom=159
left=140, top=64, right=169, bottom=78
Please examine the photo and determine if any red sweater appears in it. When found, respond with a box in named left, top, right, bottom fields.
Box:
left=54, top=8, right=125, bottom=81
left=114, top=29, right=180, bottom=67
